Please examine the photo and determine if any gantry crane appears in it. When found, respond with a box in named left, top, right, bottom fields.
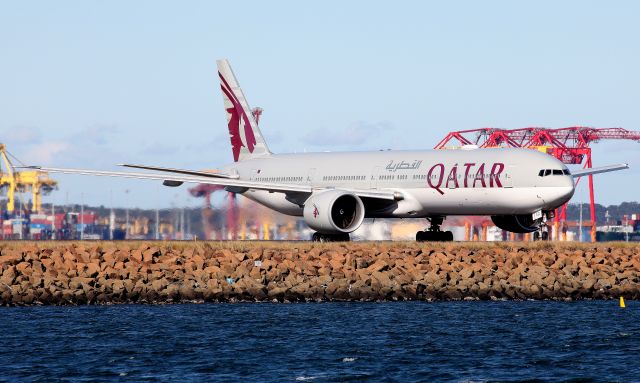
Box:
left=435, top=127, right=640, bottom=241
left=188, top=107, right=264, bottom=240
left=188, top=184, right=239, bottom=239
left=0, top=144, right=57, bottom=214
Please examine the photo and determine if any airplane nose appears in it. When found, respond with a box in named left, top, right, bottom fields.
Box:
left=561, top=185, right=575, bottom=202
left=545, top=186, right=575, bottom=207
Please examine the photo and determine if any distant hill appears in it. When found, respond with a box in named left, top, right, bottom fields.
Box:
left=565, top=202, right=640, bottom=224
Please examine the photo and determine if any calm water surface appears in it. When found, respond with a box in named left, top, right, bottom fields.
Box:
left=0, top=302, right=638, bottom=382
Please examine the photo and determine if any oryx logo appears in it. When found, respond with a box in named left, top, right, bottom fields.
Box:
left=219, top=71, right=257, bottom=162
left=313, top=204, right=319, bottom=218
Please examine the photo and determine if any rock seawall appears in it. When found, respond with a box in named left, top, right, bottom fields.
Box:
left=0, top=242, right=639, bottom=305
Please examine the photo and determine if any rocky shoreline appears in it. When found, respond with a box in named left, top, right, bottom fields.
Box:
left=0, top=241, right=638, bottom=305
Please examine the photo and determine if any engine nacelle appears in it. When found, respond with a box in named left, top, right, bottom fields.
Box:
left=303, top=190, right=365, bottom=234
left=491, top=215, right=539, bottom=233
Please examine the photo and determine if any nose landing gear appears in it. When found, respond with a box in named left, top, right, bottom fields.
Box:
left=533, top=231, right=549, bottom=241
left=416, top=216, right=454, bottom=242
left=532, top=211, right=552, bottom=241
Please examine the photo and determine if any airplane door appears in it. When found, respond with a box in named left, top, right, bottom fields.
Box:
left=307, top=168, right=317, bottom=186
left=370, top=166, right=380, bottom=189
left=250, top=169, right=259, bottom=181
left=504, top=166, right=515, bottom=188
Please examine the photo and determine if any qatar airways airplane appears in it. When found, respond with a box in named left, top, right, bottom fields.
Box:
left=35, top=59, right=628, bottom=241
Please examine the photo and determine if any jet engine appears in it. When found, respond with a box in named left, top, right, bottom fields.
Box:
left=491, top=215, right=539, bottom=233
left=303, top=190, right=365, bottom=234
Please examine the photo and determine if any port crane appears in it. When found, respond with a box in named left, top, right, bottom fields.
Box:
left=0, top=144, right=57, bottom=214
left=436, top=127, right=640, bottom=240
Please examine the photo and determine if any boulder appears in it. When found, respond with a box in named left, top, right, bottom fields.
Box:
left=459, top=268, right=474, bottom=280
left=84, top=263, right=101, bottom=278
left=191, top=255, right=205, bottom=270
left=143, top=247, right=159, bottom=263
left=69, top=277, right=94, bottom=290
left=0, top=242, right=639, bottom=304
left=131, top=250, right=143, bottom=263
left=0, top=253, right=24, bottom=265
left=232, top=252, right=247, bottom=263
left=267, top=286, right=288, bottom=300
left=1, top=266, right=17, bottom=286
left=150, top=277, right=168, bottom=292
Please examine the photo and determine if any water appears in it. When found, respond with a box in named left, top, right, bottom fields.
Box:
left=0, top=302, right=638, bottom=382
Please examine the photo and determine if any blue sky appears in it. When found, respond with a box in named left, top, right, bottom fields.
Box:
left=1, top=1, right=639, bottom=209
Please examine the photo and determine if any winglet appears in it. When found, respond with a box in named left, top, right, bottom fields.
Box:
left=571, top=163, right=629, bottom=178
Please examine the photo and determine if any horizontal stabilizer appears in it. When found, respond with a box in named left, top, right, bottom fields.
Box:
left=571, top=163, right=629, bottom=178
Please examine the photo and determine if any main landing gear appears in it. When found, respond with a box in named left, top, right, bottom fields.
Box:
left=311, top=232, right=351, bottom=242
left=416, top=216, right=454, bottom=242
left=533, top=231, right=549, bottom=241
left=532, top=211, right=551, bottom=241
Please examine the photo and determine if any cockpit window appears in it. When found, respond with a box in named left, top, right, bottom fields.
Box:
left=540, top=168, right=570, bottom=177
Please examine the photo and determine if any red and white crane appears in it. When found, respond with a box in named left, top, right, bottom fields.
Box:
left=436, top=127, right=640, bottom=240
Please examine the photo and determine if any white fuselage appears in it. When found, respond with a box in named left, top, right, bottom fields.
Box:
left=223, top=148, right=575, bottom=218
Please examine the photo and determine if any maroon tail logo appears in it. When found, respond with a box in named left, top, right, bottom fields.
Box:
left=219, top=71, right=257, bottom=162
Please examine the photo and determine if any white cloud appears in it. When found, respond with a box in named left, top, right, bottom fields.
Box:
left=2, top=125, right=123, bottom=167
left=71, top=124, right=120, bottom=146
left=23, top=141, right=71, bottom=165
left=3, top=126, right=42, bottom=145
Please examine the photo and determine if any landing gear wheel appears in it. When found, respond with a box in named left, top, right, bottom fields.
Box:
left=416, top=230, right=453, bottom=242
left=312, top=232, right=351, bottom=242
left=443, top=231, right=454, bottom=241
left=334, top=233, right=350, bottom=242
left=416, top=216, right=453, bottom=242
left=312, top=232, right=324, bottom=242
left=533, top=229, right=549, bottom=241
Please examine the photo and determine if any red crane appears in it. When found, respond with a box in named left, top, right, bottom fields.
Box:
left=435, top=127, right=640, bottom=240
left=188, top=184, right=239, bottom=240
left=188, top=107, right=264, bottom=239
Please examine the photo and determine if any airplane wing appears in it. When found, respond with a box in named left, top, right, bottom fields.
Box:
left=118, top=164, right=240, bottom=179
left=29, top=166, right=401, bottom=202
left=571, top=163, right=629, bottom=178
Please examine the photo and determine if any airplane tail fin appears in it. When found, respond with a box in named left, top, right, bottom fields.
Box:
left=217, top=59, right=271, bottom=162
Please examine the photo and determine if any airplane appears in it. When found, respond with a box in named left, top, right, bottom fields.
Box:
left=32, top=59, right=629, bottom=242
